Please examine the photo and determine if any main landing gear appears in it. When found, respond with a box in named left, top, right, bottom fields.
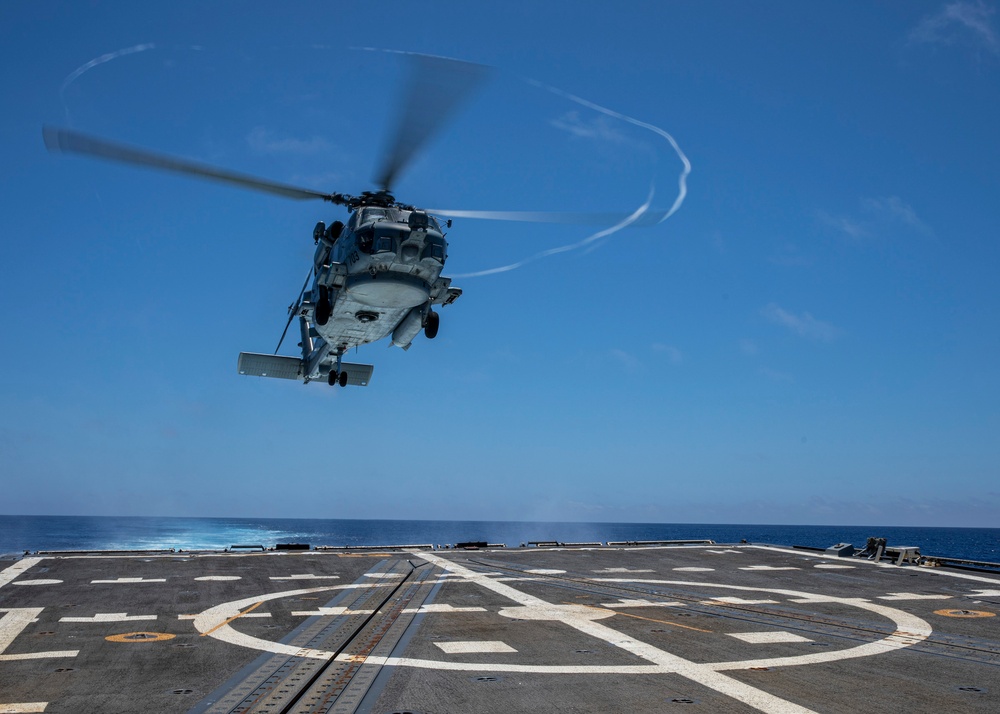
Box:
left=327, top=350, right=348, bottom=387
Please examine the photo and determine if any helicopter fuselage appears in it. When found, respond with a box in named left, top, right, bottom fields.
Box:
left=291, top=205, right=460, bottom=382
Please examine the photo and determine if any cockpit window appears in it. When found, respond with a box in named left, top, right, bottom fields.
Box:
left=373, top=226, right=402, bottom=254
left=357, top=228, right=374, bottom=254
left=423, top=237, right=446, bottom=262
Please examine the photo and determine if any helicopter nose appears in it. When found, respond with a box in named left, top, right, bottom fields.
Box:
left=400, top=241, right=421, bottom=263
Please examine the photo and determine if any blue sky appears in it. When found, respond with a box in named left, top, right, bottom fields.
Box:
left=2, top=1, right=998, bottom=527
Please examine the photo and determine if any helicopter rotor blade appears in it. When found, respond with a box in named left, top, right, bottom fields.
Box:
left=43, top=126, right=345, bottom=203
left=426, top=207, right=663, bottom=227
left=374, top=54, right=491, bottom=193
left=275, top=269, right=314, bottom=354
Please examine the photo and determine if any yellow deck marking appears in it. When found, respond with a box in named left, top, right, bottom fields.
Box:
left=933, top=609, right=995, bottom=618
left=105, top=632, right=176, bottom=643
left=200, top=601, right=264, bottom=637
left=573, top=603, right=712, bottom=633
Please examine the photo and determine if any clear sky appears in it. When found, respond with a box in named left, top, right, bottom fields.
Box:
left=2, top=1, right=998, bottom=527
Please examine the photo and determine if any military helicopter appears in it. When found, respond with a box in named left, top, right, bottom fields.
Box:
left=43, top=54, right=500, bottom=388
left=44, top=54, right=641, bottom=388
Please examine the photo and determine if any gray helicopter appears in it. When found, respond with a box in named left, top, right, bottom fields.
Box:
left=44, top=54, right=633, bottom=388
left=44, top=55, right=497, bottom=388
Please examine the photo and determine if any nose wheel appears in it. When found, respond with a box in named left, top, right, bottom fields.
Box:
left=424, top=309, right=439, bottom=339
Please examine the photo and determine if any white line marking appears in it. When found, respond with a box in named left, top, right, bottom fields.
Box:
left=0, top=703, right=48, bottom=713
left=0, top=651, right=79, bottom=662
left=594, top=568, right=654, bottom=573
left=90, top=578, right=166, bottom=584
left=525, top=569, right=566, bottom=575
left=740, top=566, right=799, bottom=571
left=707, top=550, right=742, bottom=554
left=0, top=609, right=78, bottom=661
left=814, top=564, right=855, bottom=569
left=11, top=580, right=62, bottom=586
left=269, top=574, right=341, bottom=581
left=707, top=597, right=780, bottom=605
left=0, top=559, right=43, bottom=589
left=876, top=593, right=952, bottom=601
left=59, top=613, right=156, bottom=623
left=179, top=613, right=270, bottom=620
left=194, top=576, right=242, bottom=581
left=435, top=641, right=517, bottom=654
left=673, top=567, right=714, bottom=572
left=290, top=607, right=374, bottom=617
left=600, top=599, right=684, bottom=609
left=403, top=604, right=487, bottom=613
left=729, top=631, right=813, bottom=644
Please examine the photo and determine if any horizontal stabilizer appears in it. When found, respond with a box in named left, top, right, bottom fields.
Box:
left=238, top=353, right=302, bottom=380
left=321, top=362, right=374, bottom=387
left=238, top=353, right=374, bottom=387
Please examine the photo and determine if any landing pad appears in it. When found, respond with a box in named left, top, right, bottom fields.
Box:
left=1, top=544, right=997, bottom=712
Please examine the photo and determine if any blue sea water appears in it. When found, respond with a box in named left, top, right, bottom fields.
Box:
left=1, top=515, right=998, bottom=563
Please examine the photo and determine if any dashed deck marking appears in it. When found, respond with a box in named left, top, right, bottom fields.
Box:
left=90, top=577, right=166, bottom=584
left=814, top=564, right=854, bottom=569
left=674, top=567, right=714, bottom=572
left=194, top=576, right=241, bottom=582
left=11, top=580, right=62, bottom=587
left=729, top=632, right=813, bottom=644
left=594, top=568, right=654, bottom=573
left=877, top=593, right=952, bottom=601
left=707, top=597, right=780, bottom=605
left=59, top=613, right=157, bottom=623
left=403, top=604, right=487, bottom=613
left=290, top=607, right=374, bottom=616
left=269, top=573, right=341, bottom=581
left=0, top=609, right=78, bottom=661
left=0, top=559, right=43, bottom=589
left=600, top=599, right=684, bottom=608
left=741, top=566, right=799, bottom=571
left=526, top=569, right=566, bottom=575
left=435, top=641, right=517, bottom=654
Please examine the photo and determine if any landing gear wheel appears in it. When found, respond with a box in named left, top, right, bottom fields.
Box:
left=424, top=310, right=440, bottom=339
left=315, top=286, right=331, bottom=326
left=328, top=370, right=338, bottom=386
left=338, top=371, right=349, bottom=387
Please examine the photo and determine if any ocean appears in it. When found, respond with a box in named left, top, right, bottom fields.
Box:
left=1, top=516, right=998, bottom=563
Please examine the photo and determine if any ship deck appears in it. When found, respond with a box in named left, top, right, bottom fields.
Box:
left=1, top=542, right=998, bottom=713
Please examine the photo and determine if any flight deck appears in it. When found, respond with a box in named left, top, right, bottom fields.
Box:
left=1, top=542, right=998, bottom=713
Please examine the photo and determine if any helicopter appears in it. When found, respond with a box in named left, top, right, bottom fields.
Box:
left=44, top=54, right=647, bottom=388
left=43, top=54, right=499, bottom=388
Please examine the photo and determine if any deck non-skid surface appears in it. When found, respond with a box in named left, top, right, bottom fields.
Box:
left=1, top=545, right=997, bottom=713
